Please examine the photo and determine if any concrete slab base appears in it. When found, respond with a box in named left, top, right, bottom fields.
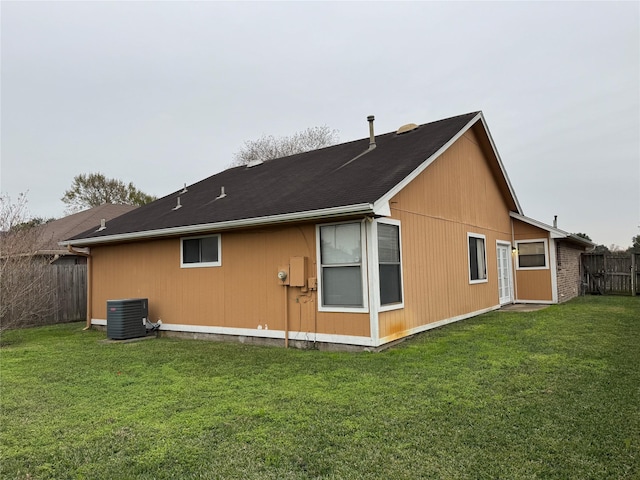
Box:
left=499, top=304, right=551, bottom=312
left=99, top=334, right=158, bottom=344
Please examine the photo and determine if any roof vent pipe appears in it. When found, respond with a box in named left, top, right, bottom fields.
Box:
left=367, top=115, right=376, bottom=148
left=553, top=215, right=558, bottom=228
left=96, top=218, right=106, bottom=232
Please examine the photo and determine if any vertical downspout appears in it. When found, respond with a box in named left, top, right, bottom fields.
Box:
left=85, top=255, right=92, bottom=329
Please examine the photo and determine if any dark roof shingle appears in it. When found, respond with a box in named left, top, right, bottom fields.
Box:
left=67, top=112, right=480, bottom=243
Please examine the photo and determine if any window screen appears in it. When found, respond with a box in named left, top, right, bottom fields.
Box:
left=378, top=223, right=402, bottom=305
left=182, top=235, right=220, bottom=266
left=518, top=241, right=546, bottom=268
left=320, top=223, right=363, bottom=307
left=469, top=235, right=487, bottom=281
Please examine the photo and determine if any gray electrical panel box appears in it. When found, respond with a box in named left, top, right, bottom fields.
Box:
left=106, top=298, right=148, bottom=340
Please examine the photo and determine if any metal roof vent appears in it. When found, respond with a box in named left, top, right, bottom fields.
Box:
left=172, top=197, right=182, bottom=211
left=246, top=159, right=264, bottom=168
left=96, top=219, right=106, bottom=232
left=396, top=123, right=419, bottom=134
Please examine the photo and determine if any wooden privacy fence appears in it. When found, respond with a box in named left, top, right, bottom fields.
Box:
left=2, top=263, right=87, bottom=328
left=50, top=264, right=87, bottom=323
left=582, top=253, right=639, bottom=296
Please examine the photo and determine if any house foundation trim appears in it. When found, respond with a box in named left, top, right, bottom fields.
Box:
left=90, top=319, right=375, bottom=347
left=377, top=304, right=502, bottom=346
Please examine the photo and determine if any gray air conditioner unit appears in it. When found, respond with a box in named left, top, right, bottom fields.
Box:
left=106, top=298, right=148, bottom=340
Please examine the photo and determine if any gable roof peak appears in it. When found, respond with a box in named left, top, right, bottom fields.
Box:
left=63, top=111, right=519, bottom=246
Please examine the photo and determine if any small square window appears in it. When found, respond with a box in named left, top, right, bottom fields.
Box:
left=516, top=240, right=548, bottom=269
left=181, top=235, right=221, bottom=268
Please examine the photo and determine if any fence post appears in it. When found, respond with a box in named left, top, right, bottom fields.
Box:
left=632, top=253, right=637, bottom=296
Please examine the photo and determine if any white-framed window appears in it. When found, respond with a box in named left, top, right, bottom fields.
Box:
left=468, top=233, right=488, bottom=284
left=180, top=234, right=221, bottom=268
left=376, top=219, right=404, bottom=310
left=516, top=239, right=549, bottom=270
left=317, top=221, right=368, bottom=312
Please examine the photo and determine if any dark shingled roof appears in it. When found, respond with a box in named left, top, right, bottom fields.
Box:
left=66, top=112, right=484, bottom=244
left=37, top=204, right=137, bottom=251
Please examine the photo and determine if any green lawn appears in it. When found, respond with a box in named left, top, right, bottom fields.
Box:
left=1, top=296, right=638, bottom=479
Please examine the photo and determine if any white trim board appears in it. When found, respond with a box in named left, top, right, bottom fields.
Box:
left=91, top=319, right=376, bottom=347
left=373, top=112, right=523, bottom=216
left=510, top=212, right=563, bottom=236
left=61, top=203, right=375, bottom=247
left=549, top=238, right=559, bottom=304
left=377, top=305, right=501, bottom=346
left=94, top=304, right=505, bottom=348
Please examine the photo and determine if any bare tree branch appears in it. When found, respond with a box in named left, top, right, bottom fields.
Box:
left=232, top=126, right=339, bottom=167
left=1, top=193, right=57, bottom=332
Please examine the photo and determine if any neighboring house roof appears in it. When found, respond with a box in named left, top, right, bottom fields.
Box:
left=63, top=112, right=522, bottom=246
left=510, top=212, right=596, bottom=248
left=36, top=204, right=137, bottom=254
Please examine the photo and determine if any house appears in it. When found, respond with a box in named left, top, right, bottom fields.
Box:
left=62, top=112, right=593, bottom=349
left=32, top=204, right=138, bottom=264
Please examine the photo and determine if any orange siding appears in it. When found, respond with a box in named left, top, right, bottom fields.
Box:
left=90, top=224, right=370, bottom=338
left=379, top=128, right=513, bottom=340
left=514, top=269, right=553, bottom=301
left=513, top=221, right=549, bottom=240
left=512, top=220, right=553, bottom=301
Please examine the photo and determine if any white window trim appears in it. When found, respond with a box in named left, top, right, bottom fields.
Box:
left=515, top=238, right=549, bottom=270
left=316, top=220, right=369, bottom=313
left=180, top=234, right=222, bottom=268
left=373, top=219, right=405, bottom=312
left=467, top=232, right=488, bottom=284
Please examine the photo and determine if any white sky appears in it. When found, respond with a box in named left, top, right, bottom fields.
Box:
left=1, top=1, right=638, bottom=248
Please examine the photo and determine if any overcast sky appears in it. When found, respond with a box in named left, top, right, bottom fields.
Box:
left=1, top=1, right=638, bottom=248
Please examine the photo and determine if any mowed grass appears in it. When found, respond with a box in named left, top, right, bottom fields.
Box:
left=1, top=296, right=638, bottom=479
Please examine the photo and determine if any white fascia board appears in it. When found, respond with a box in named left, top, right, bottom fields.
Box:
left=373, top=112, right=522, bottom=215
left=477, top=114, right=523, bottom=215
left=373, top=201, right=391, bottom=217
left=510, top=212, right=568, bottom=239
left=511, top=212, right=595, bottom=247
left=60, top=203, right=375, bottom=247
left=372, top=114, right=481, bottom=213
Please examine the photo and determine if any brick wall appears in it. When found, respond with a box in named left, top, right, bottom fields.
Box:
left=556, top=241, right=583, bottom=302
